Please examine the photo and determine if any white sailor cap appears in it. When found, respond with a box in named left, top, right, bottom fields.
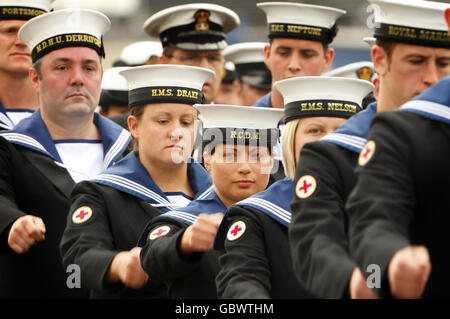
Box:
left=99, top=67, right=129, bottom=108
left=194, top=104, right=283, bottom=147
left=324, top=61, right=376, bottom=82
left=19, top=8, right=111, bottom=63
left=101, top=67, right=128, bottom=91
left=274, top=76, right=374, bottom=123
left=257, top=2, right=346, bottom=44
left=363, top=37, right=376, bottom=47
left=223, top=42, right=271, bottom=89
left=0, top=0, right=54, bottom=20
left=221, top=61, right=237, bottom=84
left=118, top=41, right=163, bottom=66
left=369, top=0, right=450, bottom=48
left=143, top=3, right=240, bottom=51
left=119, top=65, right=214, bottom=108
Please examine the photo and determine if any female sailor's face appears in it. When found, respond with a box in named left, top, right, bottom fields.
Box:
left=129, top=103, right=198, bottom=166
left=204, top=144, right=273, bottom=207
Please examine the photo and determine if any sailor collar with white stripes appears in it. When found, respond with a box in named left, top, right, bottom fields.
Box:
left=214, top=177, right=293, bottom=250
left=154, top=186, right=224, bottom=225
left=320, top=102, right=377, bottom=153
left=91, top=151, right=213, bottom=212
left=0, top=102, right=15, bottom=130
left=0, top=109, right=131, bottom=168
left=397, top=76, right=450, bottom=125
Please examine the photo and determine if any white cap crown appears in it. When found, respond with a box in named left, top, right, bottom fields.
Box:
left=18, top=8, right=111, bottom=62
left=119, top=65, right=214, bottom=107
left=274, top=76, right=374, bottom=122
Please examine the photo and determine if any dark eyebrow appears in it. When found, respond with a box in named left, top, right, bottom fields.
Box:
left=403, top=54, right=428, bottom=60
left=275, top=46, right=292, bottom=51
left=51, top=58, right=99, bottom=65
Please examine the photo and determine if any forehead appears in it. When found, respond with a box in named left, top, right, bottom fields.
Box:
left=298, top=116, right=346, bottom=128
left=0, top=19, right=26, bottom=29
left=143, top=102, right=197, bottom=116
left=270, top=37, right=324, bottom=52
left=392, top=42, right=450, bottom=57
left=41, top=46, right=101, bottom=65
left=174, top=48, right=223, bottom=56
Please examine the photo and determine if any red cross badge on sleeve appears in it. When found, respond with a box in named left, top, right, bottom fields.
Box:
left=226, top=221, right=246, bottom=241
left=72, top=206, right=93, bottom=224
left=358, top=140, right=376, bottom=166
left=149, top=226, right=171, bottom=240
left=295, top=175, right=317, bottom=199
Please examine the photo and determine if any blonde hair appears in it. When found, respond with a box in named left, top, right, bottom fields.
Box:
left=281, top=119, right=300, bottom=180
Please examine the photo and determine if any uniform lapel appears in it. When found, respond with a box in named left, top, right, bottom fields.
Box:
left=20, top=147, right=75, bottom=198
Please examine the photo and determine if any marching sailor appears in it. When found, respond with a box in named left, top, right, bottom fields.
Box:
left=0, top=0, right=54, bottom=130
left=289, top=0, right=450, bottom=298
left=0, top=8, right=130, bottom=298
left=215, top=76, right=373, bottom=298
left=139, top=103, right=282, bottom=298
left=60, top=64, right=214, bottom=298
left=347, top=7, right=450, bottom=299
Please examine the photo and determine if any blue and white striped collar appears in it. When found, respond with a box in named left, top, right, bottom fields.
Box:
left=0, top=102, right=14, bottom=130
left=158, top=187, right=224, bottom=225
left=213, top=177, right=293, bottom=250
left=398, top=76, right=450, bottom=124
left=0, top=109, right=131, bottom=168
left=234, top=177, right=293, bottom=227
left=321, top=102, right=378, bottom=153
left=136, top=186, right=223, bottom=246
left=92, top=151, right=213, bottom=211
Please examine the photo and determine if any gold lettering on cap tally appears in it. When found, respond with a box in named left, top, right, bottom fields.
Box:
left=230, top=130, right=260, bottom=140
left=151, top=88, right=173, bottom=97
left=176, top=89, right=199, bottom=99
left=300, top=102, right=324, bottom=112
left=327, top=102, right=357, bottom=113
left=286, top=25, right=322, bottom=36
left=270, top=24, right=285, bottom=32
left=388, top=25, right=417, bottom=39
left=2, top=7, right=46, bottom=17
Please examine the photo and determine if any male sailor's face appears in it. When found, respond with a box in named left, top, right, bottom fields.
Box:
left=375, top=43, right=450, bottom=109
left=264, top=38, right=334, bottom=84
left=162, top=48, right=224, bottom=103
left=0, top=20, right=31, bottom=75
left=32, top=47, right=102, bottom=119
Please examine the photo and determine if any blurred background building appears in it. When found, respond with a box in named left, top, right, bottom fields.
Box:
left=53, top=0, right=450, bottom=70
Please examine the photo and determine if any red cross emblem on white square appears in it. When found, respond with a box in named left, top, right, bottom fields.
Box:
left=149, top=226, right=171, bottom=240
left=72, top=206, right=93, bottom=224
left=359, top=140, right=376, bottom=166
left=295, top=175, right=317, bottom=199
left=227, top=221, right=246, bottom=241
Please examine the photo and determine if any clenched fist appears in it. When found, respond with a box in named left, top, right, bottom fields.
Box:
left=107, top=247, right=149, bottom=289
left=180, top=213, right=224, bottom=254
left=349, top=267, right=378, bottom=299
left=388, top=245, right=431, bottom=298
left=8, top=215, right=46, bottom=254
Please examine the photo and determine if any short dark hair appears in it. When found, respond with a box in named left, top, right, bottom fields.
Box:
left=376, top=39, right=398, bottom=62
left=268, top=38, right=329, bottom=55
